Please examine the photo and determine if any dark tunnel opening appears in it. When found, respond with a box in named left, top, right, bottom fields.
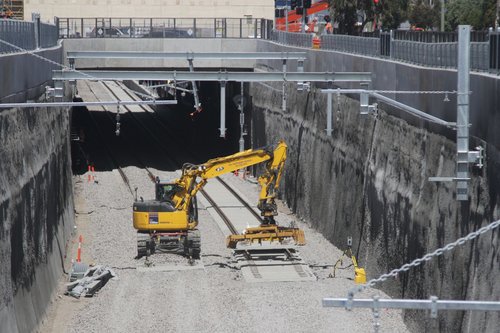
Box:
left=70, top=81, right=245, bottom=174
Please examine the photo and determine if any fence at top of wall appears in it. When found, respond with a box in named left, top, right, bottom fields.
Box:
left=2, top=16, right=500, bottom=75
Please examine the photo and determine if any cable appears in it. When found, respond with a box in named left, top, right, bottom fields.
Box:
left=348, top=219, right=500, bottom=299
left=0, top=38, right=93, bottom=78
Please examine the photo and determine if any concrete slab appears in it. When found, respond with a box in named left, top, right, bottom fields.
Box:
left=239, top=260, right=316, bottom=283
left=136, top=262, right=205, bottom=273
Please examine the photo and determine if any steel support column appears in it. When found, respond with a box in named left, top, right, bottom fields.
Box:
left=456, top=25, right=471, bottom=201
left=239, top=81, right=245, bottom=152
left=220, top=81, right=227, bottom=137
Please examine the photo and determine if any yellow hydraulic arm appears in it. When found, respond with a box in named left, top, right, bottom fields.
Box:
left=170, top=141, right=288, bottom=221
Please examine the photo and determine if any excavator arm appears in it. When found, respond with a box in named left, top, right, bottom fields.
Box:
left=172, top=141, right=287, bottom=219
left=153, top=140, right=305, bottom=249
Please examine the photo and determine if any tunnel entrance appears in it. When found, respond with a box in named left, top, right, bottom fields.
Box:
left=70, top=81, right=246, bottom=174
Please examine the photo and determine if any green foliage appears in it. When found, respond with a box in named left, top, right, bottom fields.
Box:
left=327, top=0, right=497, bottom=33
left=445, top=0, right=496, bottom=31
left=328, top=0, right=409, bottom=34
left=408, top=0, right=440, bottom=30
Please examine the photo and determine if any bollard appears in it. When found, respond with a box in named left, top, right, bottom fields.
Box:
left=76, top=234, right=83, bottom=262
left=312, top=35, right=321, bottom=49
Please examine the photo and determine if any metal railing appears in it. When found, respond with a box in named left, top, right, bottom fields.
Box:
left=321, top=34, right=380, bottom=57
left=0, top=19, right=35, bottom=53
left=39, top=22, right=59, bottom=48
left=57, top=17, right=272, bottom=39
left=270, top=29, right=312, bottom=48
left=0, top=18, right=58, bottom=54
left=271, top=29, right=500, bottom=75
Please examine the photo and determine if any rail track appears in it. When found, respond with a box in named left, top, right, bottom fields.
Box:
left=99, top=80, right=260, bottom=237
left=78, top=80, right=315, bottom=281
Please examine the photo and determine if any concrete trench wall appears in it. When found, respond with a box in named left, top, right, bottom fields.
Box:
left=249, top=46, right=500, bottom=332
left=0, top=46, right=74, bottom=333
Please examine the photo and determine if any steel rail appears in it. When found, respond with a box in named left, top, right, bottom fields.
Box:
left=217, top=178, right=263, bottom=223
left=200, top=189, right=239, bottom=235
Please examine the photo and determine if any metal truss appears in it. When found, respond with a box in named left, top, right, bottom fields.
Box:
left=52, top=70, right=372, bottom=83
left=66, top=51, right=308, bottom=113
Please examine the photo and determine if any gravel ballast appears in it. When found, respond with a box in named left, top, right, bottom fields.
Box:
left=41, top=167, right=409, bottom=333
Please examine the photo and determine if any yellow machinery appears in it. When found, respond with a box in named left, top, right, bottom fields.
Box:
left=330, top=237, right=367, bottom=284
left=133, top=141, right=305, bottom=258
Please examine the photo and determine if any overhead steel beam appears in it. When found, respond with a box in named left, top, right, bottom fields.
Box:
left=0, top=100, right=177, bottom=109
left=53, top=71, right=372, bottom=83
left=323, top=297, right=500, bottom=314
left=66, top=51, right=308, bottom=60
left=320, top=89, right=455, bottom=127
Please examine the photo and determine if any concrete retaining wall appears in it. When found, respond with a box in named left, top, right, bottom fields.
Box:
left=63, top=38, right=259, bottom=69
left=0, top=45, right=63, bottom=103
left=249, top=42, right=499, bottom=332
left=0, top=46, right=74, bottom=333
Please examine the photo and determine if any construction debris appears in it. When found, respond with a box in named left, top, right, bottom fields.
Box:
left=65, top=264, right=117, bottom=298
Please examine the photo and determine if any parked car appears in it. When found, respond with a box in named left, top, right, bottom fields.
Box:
left=143, top=28, right=193, bottom=38
left=90, top=27, right=132, bottom=37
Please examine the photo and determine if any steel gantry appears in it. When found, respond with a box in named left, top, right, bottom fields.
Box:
left=53, top=69, right=372, bottom=138
left=319, top=26, right=482, bottom=201
left=66, top=51, right=308, bottom=115
left=53, top=70, right=371, bottom=82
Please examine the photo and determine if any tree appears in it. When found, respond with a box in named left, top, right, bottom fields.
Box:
left=408, top=0, right=440, bottom=30
left=445, top=0, right=496, bottom=31
left=328, top=0, right=409, bottom=34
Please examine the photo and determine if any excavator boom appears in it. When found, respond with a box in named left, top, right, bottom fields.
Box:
left=133, top=140, right=305, bottom=258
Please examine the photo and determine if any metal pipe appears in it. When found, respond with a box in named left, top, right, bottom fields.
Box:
left=53, top=71, right=372, bottom=83
left=320, top=89, right=454, bottom=127
left=0, top=100, right=177, bottom=108
left=188, top=59, right=201, bottom=111
left=323, top=298, right=500, bottom=312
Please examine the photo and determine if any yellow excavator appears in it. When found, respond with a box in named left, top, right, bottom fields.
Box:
left=132, top=140, right=305, bottom=258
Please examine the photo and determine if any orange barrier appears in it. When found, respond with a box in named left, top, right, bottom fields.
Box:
left=87, top=165, right=96, bottom=182
left=76, top=235, right=83, bottom=262
left=312, top=35, right=321, bottom=49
